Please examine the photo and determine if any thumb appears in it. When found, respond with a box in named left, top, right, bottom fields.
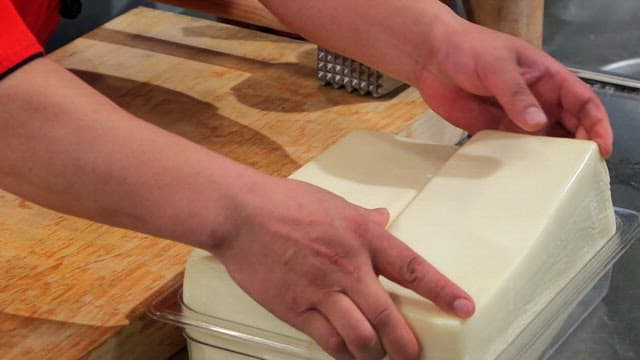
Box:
left=368, top=207, right=391, bottom=228
left=482, top=60, right=547, bottom=132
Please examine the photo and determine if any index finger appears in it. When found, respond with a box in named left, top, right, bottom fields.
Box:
left=370, top=230, right=475, bottom=318
left=557, top=69, right=613, bottom=157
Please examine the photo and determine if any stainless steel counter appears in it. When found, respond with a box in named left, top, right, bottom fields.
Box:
left=544, top=2, right=640, bottom=358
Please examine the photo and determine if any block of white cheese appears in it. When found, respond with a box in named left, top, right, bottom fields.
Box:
left=182, top=130, right=616, bottom=359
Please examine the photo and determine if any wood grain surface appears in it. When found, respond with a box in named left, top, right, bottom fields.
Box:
left=0, top=7, right=427, bottom=359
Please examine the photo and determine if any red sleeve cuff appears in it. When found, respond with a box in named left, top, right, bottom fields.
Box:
left=0, top=0, right=45, bottom=77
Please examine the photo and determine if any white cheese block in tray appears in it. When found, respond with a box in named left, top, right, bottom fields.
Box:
left=182, top=130, right=616, bottom=359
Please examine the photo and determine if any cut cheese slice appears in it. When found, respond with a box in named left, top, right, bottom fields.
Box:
left=182, top=130, right=616, bottom=360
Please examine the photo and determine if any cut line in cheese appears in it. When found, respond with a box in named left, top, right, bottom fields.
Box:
left=183, top=130, right=616, bottom=360
left=288, top=130, right=459, bottom=222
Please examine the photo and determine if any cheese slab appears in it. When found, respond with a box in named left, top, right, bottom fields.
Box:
left=182, top=130, right=616, bottom=359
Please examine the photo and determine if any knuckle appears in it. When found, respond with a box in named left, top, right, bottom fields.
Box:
left=430, top=280, right=450, bottom=305
left=349, top=220, right=370, bottom=242
left=284, top=293, right=308, bottom=314
left=320, top=248, right=359, bottom=279
left=520, top=65, right=548, bottom=85
left=403, top=257, right=451, bottom=304
left=402, top=256, right=426, bottom=285
left=306, top=242, right=354, bottom=276
left=342, top=266, right=365, bottom=285
left=348, top=328, right=378, bottom=352
left=371, top=306, right=394, bottom=330
left=343, top=210, right=376, bottom=240
left=509, top=83, right=533, bottom=101
left=323, top=334, right=348, bottom=356
left=574, top=97, right=591, bottom=117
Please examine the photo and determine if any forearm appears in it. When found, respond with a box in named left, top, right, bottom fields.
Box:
left=258, top=0, right=463, bottom=86
left=0, top=58, right=264, bottom=250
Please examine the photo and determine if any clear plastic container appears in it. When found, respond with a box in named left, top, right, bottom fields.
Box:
left=148, top=207, right=640, bottom=360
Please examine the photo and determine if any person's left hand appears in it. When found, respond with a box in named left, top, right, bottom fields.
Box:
left=416, top=20, right=613, bottom=157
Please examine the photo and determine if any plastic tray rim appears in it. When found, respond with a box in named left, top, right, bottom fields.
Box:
left=147, top=207, right=640, bottom=359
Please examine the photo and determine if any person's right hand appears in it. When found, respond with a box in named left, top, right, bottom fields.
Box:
left=212, top=175, right=475, bottom=360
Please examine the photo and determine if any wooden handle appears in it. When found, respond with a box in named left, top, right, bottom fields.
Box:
left=155, top=0, right=544, bottom=47
left=465, top=0, right=545, bottom=47
left=155, top=0, right=292, bottom=32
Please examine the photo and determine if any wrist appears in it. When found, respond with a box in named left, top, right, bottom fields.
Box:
left=196, top=163, right=277, bottom=254
left=406, top=1, right=468, bottom=85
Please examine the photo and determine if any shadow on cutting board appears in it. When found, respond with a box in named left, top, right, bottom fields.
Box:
left=71, top=70, right=300, bottom=177
left=83, top=28, right=380, bottom=114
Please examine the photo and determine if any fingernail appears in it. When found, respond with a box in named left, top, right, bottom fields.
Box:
left=453, top=298, right=475, bottom=318
left=524, top=107, right=547, bottom=127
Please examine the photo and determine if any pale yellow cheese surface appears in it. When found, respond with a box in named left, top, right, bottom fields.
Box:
left=288, top=130, right=459, bottom=222
left=183, top=130, right=616, bottom=359
left=385, top=131, right=615, bottom=359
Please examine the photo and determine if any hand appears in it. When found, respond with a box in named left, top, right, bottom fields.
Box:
left=213, top=176, right=475, bottom=360
left=417, top=20, right=613, bottom=157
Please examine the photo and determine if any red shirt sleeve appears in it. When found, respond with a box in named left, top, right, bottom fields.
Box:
left=0, top=0, right=45, bottom=77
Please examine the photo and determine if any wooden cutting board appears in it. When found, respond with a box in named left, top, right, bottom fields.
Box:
left=0, top=7, right=430, bottom=359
